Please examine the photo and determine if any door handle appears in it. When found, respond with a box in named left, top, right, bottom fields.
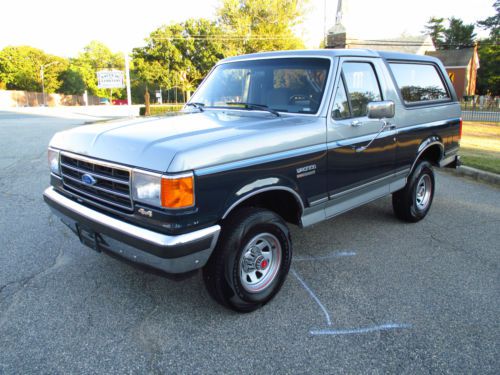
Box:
left=350, top=120, right=362, bottom=127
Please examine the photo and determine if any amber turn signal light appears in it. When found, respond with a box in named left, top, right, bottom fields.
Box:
left=161, top=175, right=194, bottom=209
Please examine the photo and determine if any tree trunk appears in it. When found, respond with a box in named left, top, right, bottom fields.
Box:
left=144, top=89, right=150, bottom=116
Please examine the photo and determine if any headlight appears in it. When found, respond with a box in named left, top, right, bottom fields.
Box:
left=48, top=148, right=60, bottom=175
left=132, top=171, right=194, bottom=209
left=132, top=171, right=162, bottom=207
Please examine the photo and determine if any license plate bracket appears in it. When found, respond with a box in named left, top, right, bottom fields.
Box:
left=77, top=225, right=104, bottom=252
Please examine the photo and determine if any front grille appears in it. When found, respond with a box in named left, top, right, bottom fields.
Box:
left=60, top=153, right=133, bottom=213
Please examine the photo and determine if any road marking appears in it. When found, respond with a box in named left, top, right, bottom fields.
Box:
left=291, top=268, right=332, bottom=326
left=292, top=252, right=412, bottom=336
left=294, top=251, right=356, bottom=261
left=310, top=323, right=412, bottom=336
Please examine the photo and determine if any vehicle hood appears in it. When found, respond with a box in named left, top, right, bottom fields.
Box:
left=50, top=111, right=325, bottom=173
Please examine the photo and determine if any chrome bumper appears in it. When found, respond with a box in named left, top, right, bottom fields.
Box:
left=43, top=187, right=220, bottom=274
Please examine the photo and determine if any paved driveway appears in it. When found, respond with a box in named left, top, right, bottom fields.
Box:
left=0, top=111, right=498, bottom=374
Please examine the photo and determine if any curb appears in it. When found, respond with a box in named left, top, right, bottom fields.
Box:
left=452, top=165, right=500, bottom=186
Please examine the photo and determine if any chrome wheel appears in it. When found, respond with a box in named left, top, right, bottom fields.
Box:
left=415, top=174, right=432, bottom=210
left=239, top=233, right=282, bottom=293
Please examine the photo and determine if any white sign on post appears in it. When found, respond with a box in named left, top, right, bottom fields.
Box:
left=97, top=70, right=125, bottom=89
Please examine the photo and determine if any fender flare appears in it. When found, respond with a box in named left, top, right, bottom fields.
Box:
left=221, top=183, right=305, bottom=220
left=409, top=136, right=444, bottom=174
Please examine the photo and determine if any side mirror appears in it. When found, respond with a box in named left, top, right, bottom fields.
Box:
left=367, top=100, right=395, bottom=119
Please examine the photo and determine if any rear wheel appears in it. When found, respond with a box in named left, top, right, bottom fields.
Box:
left=203, top=207, right=292, bottom=312
left=392, top=160, right=435, bottom=222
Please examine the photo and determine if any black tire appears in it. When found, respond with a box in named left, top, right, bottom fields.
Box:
left=392, top=160, right=435, bottom=222
left=203, top=207, right=292, bottom=312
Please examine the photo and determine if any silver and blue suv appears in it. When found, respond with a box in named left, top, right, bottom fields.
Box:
left=44, top=49, right=461, bottom=311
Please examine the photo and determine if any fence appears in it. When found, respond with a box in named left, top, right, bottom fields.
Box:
left=0, top=90, right=100, bottom=107
left=461, top=101, right=500, bottom=123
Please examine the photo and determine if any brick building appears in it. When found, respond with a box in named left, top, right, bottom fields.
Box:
left=425, top=47, right=480, bottom=100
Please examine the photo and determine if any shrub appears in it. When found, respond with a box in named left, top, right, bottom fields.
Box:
left=140, top=104, right=184, bottom=116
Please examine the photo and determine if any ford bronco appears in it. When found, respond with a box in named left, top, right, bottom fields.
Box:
left=44, top=49, right=461, bottom=312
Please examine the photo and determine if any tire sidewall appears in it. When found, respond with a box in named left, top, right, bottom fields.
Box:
left=223, top=212, right=292, bottom=307
left=408, top=161, right=435, bottom=220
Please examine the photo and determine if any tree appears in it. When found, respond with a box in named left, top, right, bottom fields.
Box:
left=443, top=17, right=476, bottom=48
left=0, top=46, right=68, bottom=92
left=477, top=0, right=499, bottom=43
left=423, top=17, right=476, bottom=49
left=132, top=19, right=225, bottom=101
left=217, top=0, right=307, bottom=55
left=423, top=17, right=446, bottom=48
left=476, top=1, right=500, bottom=95
left=476, top=43, right=499, bottom=95
left=62, top=41, right=125, bottom=98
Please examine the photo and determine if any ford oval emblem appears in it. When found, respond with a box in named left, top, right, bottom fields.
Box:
left=81, top=173, right=97, bottom=186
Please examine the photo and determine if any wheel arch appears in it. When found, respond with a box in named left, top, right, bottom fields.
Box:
left=410, top=137, right=444, bottom=174
left=221, top=186, right=305, bottom=226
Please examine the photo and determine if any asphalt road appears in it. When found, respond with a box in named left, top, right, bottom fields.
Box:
left=0, top=110, right=499, bottom=374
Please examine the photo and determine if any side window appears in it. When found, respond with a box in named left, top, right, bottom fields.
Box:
left=389, top=62, right=450, bottom=104
left=342, top=62, right=382, bottom=117
left=332, top=77, right=350, bottom=120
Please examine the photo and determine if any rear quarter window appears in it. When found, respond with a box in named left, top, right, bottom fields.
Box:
left=389, top=62, right=450, bottom=104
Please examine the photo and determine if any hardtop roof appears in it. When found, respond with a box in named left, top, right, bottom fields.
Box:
left=219, top=49, right=441, bottom=65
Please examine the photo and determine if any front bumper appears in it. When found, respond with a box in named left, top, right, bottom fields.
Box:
left=43, top=187, right=220, bottom=274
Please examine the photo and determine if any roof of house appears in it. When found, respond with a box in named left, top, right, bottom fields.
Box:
left=346, top=35, right=435, bottom=55
left=425, top=48, right=476, bottom=67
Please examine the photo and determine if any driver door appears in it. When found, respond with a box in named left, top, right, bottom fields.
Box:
left=326, top=58, right=398, bottom=214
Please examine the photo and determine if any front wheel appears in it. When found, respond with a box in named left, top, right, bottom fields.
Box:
left=392, top=160, right=435, bottom=222
left=203, top=207, right=292, bottom=312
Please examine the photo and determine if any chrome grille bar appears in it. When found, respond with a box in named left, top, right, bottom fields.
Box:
left=60, top=162, right=129, bottom=185
left=60, top=152, right=133, bottom=213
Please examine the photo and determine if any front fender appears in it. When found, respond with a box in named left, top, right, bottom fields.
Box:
left=222, top=176, right=304, bottom=219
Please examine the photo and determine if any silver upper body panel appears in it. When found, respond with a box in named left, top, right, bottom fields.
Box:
left=49, top=49, right=459, bottom=174
left=49, top=111, right=326, bottom=173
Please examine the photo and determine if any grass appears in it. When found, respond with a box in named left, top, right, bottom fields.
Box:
left=460, top=122, right=500, bottom=174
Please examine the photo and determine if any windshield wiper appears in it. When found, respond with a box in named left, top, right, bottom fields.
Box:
left=225, top=102, right=280, bottom=117
left=185, top=102, right=205, bottom=112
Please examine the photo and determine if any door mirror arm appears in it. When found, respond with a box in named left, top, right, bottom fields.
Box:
left=354, top=119, right=394, bottom=153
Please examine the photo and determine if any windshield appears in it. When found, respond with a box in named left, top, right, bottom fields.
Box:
left=189, top=58, right=331, bottom=115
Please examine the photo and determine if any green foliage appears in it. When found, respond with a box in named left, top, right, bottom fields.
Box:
left=423, top=17, right=446, bottom=47
left=139, top=104, right=184, bottom=116
left=477, top=42, right=499, bottom=95
left=0, top=46, right=68, bottom=92
left=476, top=2, right=500, bottom=95
left=58, top=65, right=86, bottom=95
left=477, top=0, right=499, bottom=42
left=61, top=41, right=125, bottom=98
left=217, top=0, right=307, bottom=55
left=423, top=17, right=476, bottom=49
left=133, top=19, right=225, bottom=100
left=443, top=17, right=476, bottom=48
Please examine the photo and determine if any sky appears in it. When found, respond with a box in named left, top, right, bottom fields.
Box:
left=0, top=0, right=495, bottom=57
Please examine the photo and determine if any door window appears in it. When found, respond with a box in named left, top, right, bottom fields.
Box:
left=332, top=77, right=350, bottom=120
left=332, top=62, right=382, bottom=119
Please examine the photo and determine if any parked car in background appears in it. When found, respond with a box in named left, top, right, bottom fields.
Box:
left=98, top=98, right=110, bottom=105
left=44, top=49, right=461, bottom=312
left=112, top=99, right=128, bottom=105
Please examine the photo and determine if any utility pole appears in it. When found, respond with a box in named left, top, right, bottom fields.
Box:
left=125, top=53, right=132, bottom=116
left=40, top=61, right=59, bottom=106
